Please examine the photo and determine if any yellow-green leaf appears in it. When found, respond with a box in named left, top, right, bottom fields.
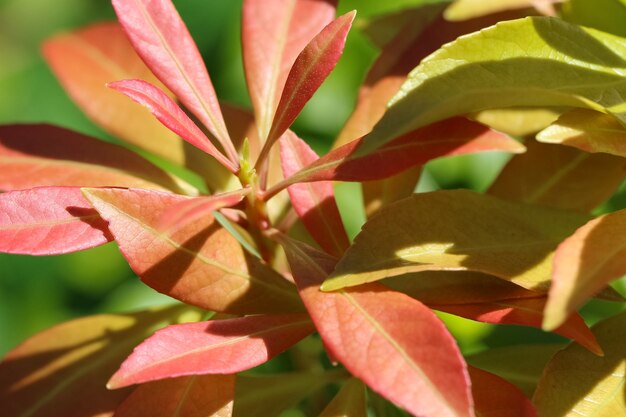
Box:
left=319, top=378, right=367, bottom=417
left=323, top=190, right=590, bottom=292
left=533, top=311, right=626, bottom=416
left=358, top=17, right=626, bottom=155
left=444, top=0, right=559, bottom=21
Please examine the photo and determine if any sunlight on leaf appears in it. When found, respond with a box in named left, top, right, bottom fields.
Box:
left=444, top=0, right=560, bottom=21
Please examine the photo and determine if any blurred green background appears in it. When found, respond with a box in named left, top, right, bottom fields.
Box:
left=1, top=0, right=624, bottom=361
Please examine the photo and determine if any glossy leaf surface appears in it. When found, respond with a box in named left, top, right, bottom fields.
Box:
left=0, top=306, right=188, bottom=417
left=534, top=311, right=626, bottom=416
left=444, top=0, right=559, bottom=21
left=276, top=235, right=474, bottom=417
left=108, top=79, right=236, bottom=172
left=537, top=108, right=626, bottom=157
left=233, top=371, right=345, bottom=417
left=544, top=209, right=626, bottom=330
left=488, top=139, right=626, bottom=212
left=325, top=190, right=589, bottom=292
left=0, top=187, right=112, bottom=255
left=468, top=367, right=538, bottom=417
left=271, top=118, right=523, bottom=193
left=266, top=11, right=355, bottom=144
left=109, top=314, right=314, bottom=388
left=83, top=188, right=303, bottom=314
left=42, top=22, right=183, bottom=163
left=111, top=0, right=233, bottom=158
left=0, top=124, right=194, bottom=194
left=242, top=0, right=336, bottom=139
left=280, top=131, right=349, bottom=257
left=359, top=17, right=626, bottom=155
left=466, top=344, right=564, bottom=396
left=319, top=378, right=367, bottom=417
left=431, top=298, right=602, bottom=355
left=114, top=375, right=234, bottom=417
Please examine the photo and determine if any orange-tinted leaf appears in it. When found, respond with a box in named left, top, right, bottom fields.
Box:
left=0, top=306, right=188, bottom=417
left=384, top=271, right=542, bottom=306
left=108, top=314, right=314, bottom=388
left=42, top=22, right=183, bottom=163
left=267, top=118, right=522, bottom=197
left=430, top=298, right=602, bottom=355
left=83, top=188, right=303, bottom=314
left=242, top=0, right=336, bottom=139
left=265, top=11, right=355, bottom=146
left=466, top=344, right=564, bottom=397
left=533, top=311, right=626, bottom=416
left=324, top=190, right=589, bottom=292
left=112, top=0, right=236, bottom=161
left=319, top=378, right=367, bottom=417
left=0, top=124, right=194, bottom=194
left=158, top=189, right=249, bottom=233
left=537, top=108, right=626, bottom=157
left=468, top=367, right=538, bottom=417
left=544, top=209, right=626, bottom=330
left=114, top=375, right=234, bottom=417
left=0, top=187, right=112, bottom=255
left=108, top=79, right=237, bottom=173
left=489, top=139, right=626, bottom=212
left=275, top=234, right=474, bottom=417
left=233, top=371, right=345, bottom=417
left=280, top=131, right=349, bottom=257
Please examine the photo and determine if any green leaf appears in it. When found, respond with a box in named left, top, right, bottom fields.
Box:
left=537, top=108, right=626, bottom=157
left=533, top=311, right=626, bottom=415
left=358, top=16, right=626, bottom=155
left=488, top=138, right=626, bottom=212
left=319, top=378, right=367, bottom=417
left=560, top=0, right=626, bottom=37
left=444, top=0, right=559, bottom=21
left=233, top=371, right=345, bottom=417
left=466, top=344, right=564, bottom=397
left=324, top=190, right=590, bottom=292
left=0, top=306, right=194, bottom=417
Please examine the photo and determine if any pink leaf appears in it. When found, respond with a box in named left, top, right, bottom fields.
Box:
left=242, top=0, right=337, bottom=139
left=0, top=124, right=194, bottom=194
left=113, top=375, right=235, bottom=417
left=108, top=314, right=314, bottom=388
left=266, top=118, right=523, bottom=197
left=280, top=131, right=349, bottom=257
left=111, top=0, right=236, bottom=162
left=262, top=11, right=355, bottom=153
left=83, top=188, right=303, bottom=314
left=0, top=187, right=112, bottom=255
left=431, top=298, right=602, bottom=356
left=108, top=79, right=236, bottom=173
left=273, top=233, right=474, bottom=417
left=157, top=188, right=249, bottom=233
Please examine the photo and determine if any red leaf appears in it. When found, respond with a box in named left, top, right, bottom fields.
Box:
left=113, top=375, right=235, bottom=417
left=0, top=187, right=112, bottom=255
left=41, top=22, right=183, bottom=163
left=112, top=0, right=236, bottom=161
left=108, top=79, right=236, bottom=173
left=430, top=297, right=602, bottom=356
left=274, top=233, right=474, bottom=417
left=0, top=124, right=195, bottom=194
left=262, top=11, right=355, bottom=151
left=157, top=188, right=249, bottom=233
left=242, top=0, right=336, bottom=139
left=266, top=118, right=523, bottom=196
left=468, top=367, right=538, bottom=417
left=108, top=314, right=314, bottom=388
left=83, top=188, right=303, bottom=314
left=280, top=131, right=349, bottom=257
